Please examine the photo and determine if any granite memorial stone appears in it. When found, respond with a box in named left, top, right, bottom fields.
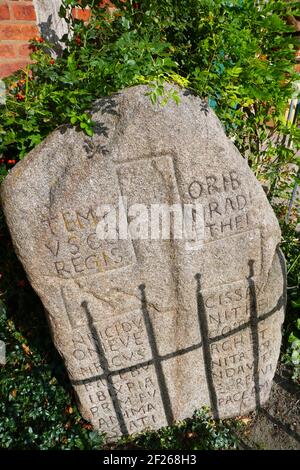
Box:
left=0, top=85, right=286, bottom=440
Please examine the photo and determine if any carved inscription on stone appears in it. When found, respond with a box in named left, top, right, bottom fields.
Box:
left=1, top=85, right=286, bottom=440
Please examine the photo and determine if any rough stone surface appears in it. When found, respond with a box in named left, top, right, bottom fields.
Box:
left=0, top=85, right=286, bottom=440
left=33, top=0, right=68, bottom=56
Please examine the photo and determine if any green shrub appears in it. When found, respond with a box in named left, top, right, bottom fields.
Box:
left=1, top=0, right=300, bottom=200
left=0, top=298, right=105, bottom=449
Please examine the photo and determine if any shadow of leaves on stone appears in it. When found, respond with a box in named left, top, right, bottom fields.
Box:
left=39, top=14, right=64, bottom=57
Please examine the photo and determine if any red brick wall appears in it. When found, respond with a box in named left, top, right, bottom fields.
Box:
left=0, top=0, right=38, bottom=78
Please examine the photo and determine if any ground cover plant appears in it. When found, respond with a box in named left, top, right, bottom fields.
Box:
left=0, top=0, right=299, bottom=449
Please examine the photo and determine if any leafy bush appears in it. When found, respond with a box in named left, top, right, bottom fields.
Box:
left=0, top=206, right=241, bottom=449
left=0, top=0, right=300, bottom=199
left=280, top=223, right=300, bottom=383
left=0, top=295, right=104, bottom=449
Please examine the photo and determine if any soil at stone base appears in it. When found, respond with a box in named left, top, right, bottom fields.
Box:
left=237, top=364, right=300, bottom=450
